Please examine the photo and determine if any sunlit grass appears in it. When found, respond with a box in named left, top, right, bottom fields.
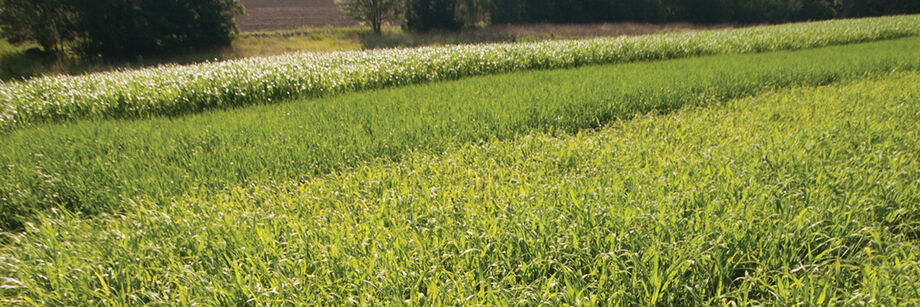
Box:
left=1, top=15, right=918, bottom=131
left=2, top=71, right=918, bottom=305
left=1, top=37, right=918, bottom=231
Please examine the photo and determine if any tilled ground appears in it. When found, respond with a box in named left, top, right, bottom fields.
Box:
left=237, top=0, right=357, bottom=32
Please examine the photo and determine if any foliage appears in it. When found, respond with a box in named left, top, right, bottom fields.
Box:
left=488, top=0, right=919, bottom=24
left=1, top=15, right=917, bottom=132
left=71, top=0, right=243, bottom=58
left=335, top=0, right=403, bottom=35
left=0, top=0, right=77, bottom=53
left=841, top=0, right=920, bottom=17
left=2, top=69, right=919, bottom=304
left=0, top=12, right=918, bottom=304
left=406, top=0, right=462, bottom=31
left=0, top=0, right=242, bottom=58
left=0, top=37, right=919, bottom=231
left=455, top=0, right=491, bottom=26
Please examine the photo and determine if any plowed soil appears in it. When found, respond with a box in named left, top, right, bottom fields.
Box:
left=237, top=0, right=358, bottom=32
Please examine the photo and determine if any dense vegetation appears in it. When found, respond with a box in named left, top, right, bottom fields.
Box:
left=335, top=0, right=402, bottom=34
left=344, top=0, right=920, bottom=32
left=390, top=0, right=920, bottom=31
left=407, top=0, right=464, bottom=31
left=0, top=11, right=918, bottom=305
left=0, top=0, right=242, bottom=58
left=487, top=0, right=920, bottom=24
left=2, top=68, right=918, bottom=305
left=1, top=15, right=918, bottom=132
left=1, top=37, right=918, bottom=232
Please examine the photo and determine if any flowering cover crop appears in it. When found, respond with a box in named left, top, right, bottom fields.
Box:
left=0, top=15, right=918, bottom=131
left=1, top=36, right=918, bottom=231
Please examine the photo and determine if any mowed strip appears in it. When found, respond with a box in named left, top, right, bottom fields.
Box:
left=1, top=37, right=920, bottom=231
left=3, top=72, right=919, bottom=305
left=1, top=15, right=919, bottom=131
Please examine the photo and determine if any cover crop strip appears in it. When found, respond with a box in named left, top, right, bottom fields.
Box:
left=1, top=15, right=919, bottom=131
left=2, top=73, right=919, bottom=305
left=1, top=38, right=919, bottom=231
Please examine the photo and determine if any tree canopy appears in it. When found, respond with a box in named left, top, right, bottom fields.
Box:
left=0, top=0, right=243, bottom=58
left=339, top=0, right=920, bottom=32
left=335, top=0, right=403, bottom=34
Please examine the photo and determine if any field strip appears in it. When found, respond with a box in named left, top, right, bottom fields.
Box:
left=3, top=71, right=919, bottom=305
left=1, top=37, right=919, bottom=231
left=1, top=15, right=919, bottom=131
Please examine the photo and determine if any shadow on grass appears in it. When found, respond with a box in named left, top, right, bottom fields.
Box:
left=0, top=47, right=238, bottom=82
left=358, top=22, right=725, bottom=49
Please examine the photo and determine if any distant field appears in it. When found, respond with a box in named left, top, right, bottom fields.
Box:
left=236, top=0, right=357, bottom=31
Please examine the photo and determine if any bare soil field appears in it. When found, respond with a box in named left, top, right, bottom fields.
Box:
left=237, top=0, right=357, bottom=32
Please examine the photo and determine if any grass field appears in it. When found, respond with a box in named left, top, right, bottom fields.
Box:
left=0, top=24, right=707, bottom=83
left=2, top=15, right=918, bottom=132
left=1, top=16, right=919, bottom=305
left=2, top=67, right=918, bottom=305
left=0, top=39, right=37, bottom=81
left=0, top=5, right=710, bottom=83
left=2, top=37, right=918, bottom=232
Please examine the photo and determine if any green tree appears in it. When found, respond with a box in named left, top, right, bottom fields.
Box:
left=490, top=0, right=523, bottom=23
left=839, top=0, right=920, bottom=17
left=335, top=0, right=403, bottom=34
left=406, top=0, right=461, bottom=31
left=72, top=0, right=243, bottom=58
left=0, top=0, right=77, bottom=53
left=0, top=0, right=242, bottom=58
left=456, top=0, right=491, bottom=26
left=799, top=0, right=836, bottom=20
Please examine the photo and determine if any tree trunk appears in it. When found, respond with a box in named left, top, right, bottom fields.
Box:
left=372, top=21, right=382, bottom=35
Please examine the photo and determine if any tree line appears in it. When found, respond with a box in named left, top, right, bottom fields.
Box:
left=0, top=0, right=242, bottom=58
left=340, top=0, right=920, bottom=33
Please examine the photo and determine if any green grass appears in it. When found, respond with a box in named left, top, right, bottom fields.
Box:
left=231, top=31, right=361, bottom=56
left=0, top=39, right=30, bottom=81
left=0, top=40, right=12, bottom=80
left=2, top=15, right=919, bottom=131
left=0, top=22, right=706, bottom=82
left=0, top=31, right=363, bottom=83
left=1, top=37, right=919, bottom=231
left=2, top=70, right=918, bottom=305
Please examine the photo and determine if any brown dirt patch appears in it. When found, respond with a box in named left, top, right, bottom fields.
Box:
left=237, top=0, right=358, bottom=32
